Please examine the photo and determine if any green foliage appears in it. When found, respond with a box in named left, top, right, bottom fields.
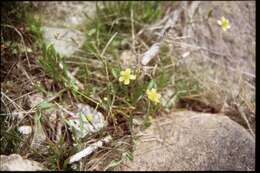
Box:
left=0, top=122, right=22, bottom=154
left=1, top=2, right=33, bottom=26
left=82, top=1, right=163, bottom=56
left=26, top=14, right=43, bottom=41
left=45, top=136, right=75, bottom=170
left=38, top=44, right=79, bottom=91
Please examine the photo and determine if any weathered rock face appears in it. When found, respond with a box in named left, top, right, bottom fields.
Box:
left=32, top=1, right=96, bottom=28
left=0, top=154, right=46, bottom=171
left=42, top=27, right=85, bottom=57
left=120, top=111, right=255, bottom=171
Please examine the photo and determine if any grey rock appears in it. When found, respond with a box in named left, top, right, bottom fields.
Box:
left=120, top=111, right=255, bottom=171
left=66, top=104, right=107, bottom=139
left=42, top=26, right=85, bottom=57
left=33, top=2, right=96, bottom=28
left=0, top=154, right=46, bottom=171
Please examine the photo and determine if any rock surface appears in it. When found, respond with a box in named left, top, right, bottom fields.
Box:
left=164, top=1, right=255, bottom=132
left=66, top=104, right=107, bottom=139
left=120, top=111, right=255, bottom=171
left=0, top=154, right=45, bottom=171
left=32, top=2, right=97, bottom=57
left=32, top=1, right=96, bottom=28
left=42, top=26, right=85, bottom=57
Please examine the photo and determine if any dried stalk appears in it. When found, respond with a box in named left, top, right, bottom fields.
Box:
left=69, top=135, right=112, bottom=164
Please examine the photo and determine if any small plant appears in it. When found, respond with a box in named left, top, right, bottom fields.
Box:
left=217, top=16, right=231, bottom=31
left=119, top=68, right=136, bottom=85
left=146, top=88, right=161, bottom=104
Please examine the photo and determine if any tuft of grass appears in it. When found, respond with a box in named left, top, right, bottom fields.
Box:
left=82, top=1, right=163, bottom=57
left=0, top=121, right=23, bottom=154
left=39, top=44, right=78, bottom=91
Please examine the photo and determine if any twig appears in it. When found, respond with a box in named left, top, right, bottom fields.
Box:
left=1, top=24, right=31, bottom=69
left=1, top=91, right=25, bottom=112
left=55, top=102, right=78, bottom=119
left=100, top=32, right=118, bottom=81
left=0, top=110, right=36, bottom=117
left=140, top=7, right=183, bottom=66
left=131, top=8, right=136, bottom=53
left=101, top=32, right=118, bottom=57
left=69, top=135, right=112, bottom=164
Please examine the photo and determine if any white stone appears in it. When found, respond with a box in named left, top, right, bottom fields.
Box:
left=69, top=135, right=112, bottom=164
left=18, top=126, right=32, bottom=135
left=0, top=154, right=45, bottom=171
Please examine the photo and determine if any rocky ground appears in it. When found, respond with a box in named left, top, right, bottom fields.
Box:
left=119, top=111, right=255, bottom=171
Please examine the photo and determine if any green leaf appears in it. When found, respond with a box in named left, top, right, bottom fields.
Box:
left=88, top=28, right=96, bottom=36
left=147, top=80, right=157, bottom=90
left=104, top=159, right=122, bottom=171
left=111, top=68, right=119, bottom=78
left=208, top=9, right=213, bottom=18
left=122, top=152, right=133, bottom=161
left=38, top=100, right=53, bottom=109
left=79, top=112, right=86, bottom=132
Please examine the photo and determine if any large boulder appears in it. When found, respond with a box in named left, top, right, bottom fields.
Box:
left=0, top=154, right=46, bottom=171
left=120, top=111, right=255, bottom=171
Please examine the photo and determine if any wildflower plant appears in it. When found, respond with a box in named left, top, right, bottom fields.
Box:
left=217, top=16, right=231, bottom=31
left=146, top=88, right=161, bottom=104
left=119, top=68, right=136, bottom=85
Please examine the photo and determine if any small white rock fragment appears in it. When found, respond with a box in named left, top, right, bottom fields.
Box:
left=18, top=126, right=32, bottom=135
left=132, top=117, right=143, bottom=126
left=182, top=51, right=190, bottom=58
left=69, top=135, right=112, bottom=164
left=141, top=42, right=161, bottom=66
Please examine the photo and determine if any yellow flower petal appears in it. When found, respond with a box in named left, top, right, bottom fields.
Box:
left=124, top=79, right=130, bottom=85
left=146, top=88, right=161, bottom=104
left=125, top=68, right=131, bottom=74
left=86, top=114, right=94, bottom=122
left=130, top=74, right=136, bottom=80
left=119, top=76, right=124, bottom=82
left=218, top=16, right=230, bottom=31
left=119, top=68, right=136, bottom=85
left=120, top=71, right=125, bottom=76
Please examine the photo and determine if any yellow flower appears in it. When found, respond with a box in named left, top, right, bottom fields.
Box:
left=119, top=68, right=136, bottom=85
left=217, top=16, right=231, bottom=31
left=146, top=88, right=161, bottom=104
left=86, top=114, right=94, bottom=122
